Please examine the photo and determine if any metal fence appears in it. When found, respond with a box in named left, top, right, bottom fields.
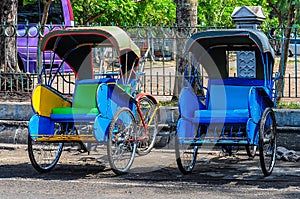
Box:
left=0, top=24, right=299, bottom=101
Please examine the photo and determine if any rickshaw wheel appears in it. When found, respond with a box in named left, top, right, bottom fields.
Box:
left=107, top=107, right=137, bottom=175
left=135, top=96, right=158, bottom=156
left=245, top=145, right=257, bottom=158
left=175, top=131, right=198, bottom=174
left=259, top=107, right=277, bottom=176
left=27, top=123, right=64, bottom=173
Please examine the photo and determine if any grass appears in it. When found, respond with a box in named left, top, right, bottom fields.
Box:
left=277, top=102, right=300, bottom=109
left=159, top=99, right=178, bottom=107
left=160, top=100, right=300, bottom=109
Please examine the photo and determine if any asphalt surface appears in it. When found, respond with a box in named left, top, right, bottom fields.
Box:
left=0, top=143, right=299, bottom=198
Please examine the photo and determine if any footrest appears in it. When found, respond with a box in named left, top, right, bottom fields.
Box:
left=34, top=134, right=97, bottom=143
left=180, top=139, right=249, bottom=146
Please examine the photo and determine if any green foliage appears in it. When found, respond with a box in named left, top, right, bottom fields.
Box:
left=159, top=100, right=178, bottom=107
left=70, top=0, right=298, bottom=27
left=71, top=0, right=176, bottom=25
left=266, top=0, right=300, bottom=26
left=23, top=0, right=55, bottom=5
left=23, top=0, right=37, bottom=5
left=135, top=0, right=176, bottom=26
left=198, top=0, right=271, bottom=27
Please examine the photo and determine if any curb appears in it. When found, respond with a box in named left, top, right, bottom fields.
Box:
left=0, top=120, right=28, bottom=127
left=0, top=104, right=299, bottom=150
left=0, top=143, right=21, bottom=150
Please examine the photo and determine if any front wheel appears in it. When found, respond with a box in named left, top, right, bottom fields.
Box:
left=175, top=131, right=198, bottom=174
left=107, top=107, right=137, bottom=175
left=259, top=107, right=277, bottom=176
left=28, top=123, right=64, bottom=173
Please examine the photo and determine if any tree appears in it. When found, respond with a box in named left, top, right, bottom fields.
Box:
left=266, top=0, right=298, bottom=100
left=37, top=0, right=54, bottom=72
left=0, top=0, right=18, bottom=72
left=197, top=0, right=270, bottom=27
left=71, top=0, right=176, bottom=26
left=172, top=0, right=198, bottom=100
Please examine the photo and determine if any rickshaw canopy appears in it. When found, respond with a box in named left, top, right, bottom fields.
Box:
left=186, top=29, right=275, bottom=80
left=40, top=26, right=140, bottom=79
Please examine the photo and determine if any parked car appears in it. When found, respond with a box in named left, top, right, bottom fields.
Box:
left=274, top=38, right=300, bottom=57
left=134, top=38, right=174, bottom=61
left=17, top=0, right=74, bottom=73
left=153, top=39, right=174, bottom=61
left=289, top=38, right=300, bottom=56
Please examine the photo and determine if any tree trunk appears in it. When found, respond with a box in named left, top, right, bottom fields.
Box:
left=266, top=0, right=296, bottom=101
left=37, top=0, right=54, bottom=73
left=0, top=0, right=18, bottom=72
left=172, top=0, right=198, bottom=100
left=275, top=1, right=295, bottom=101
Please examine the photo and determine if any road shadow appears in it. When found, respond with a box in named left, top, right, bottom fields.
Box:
left=0, top=161, right=118, bottom=181
left=0, top=145, right=299, bottom=189
left=121, top=154, right=300, bottom=189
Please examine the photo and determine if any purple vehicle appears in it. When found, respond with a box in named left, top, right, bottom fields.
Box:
left=17, top=0, right=74, bottom=73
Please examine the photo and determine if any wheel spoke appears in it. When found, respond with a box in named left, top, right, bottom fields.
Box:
left=175, top=133, right=198, bottom=174
left=259, top=107, right=277, bottom=176
left=135, top=96, right=158, bottom=156
left=108, top=107, right=136, bottom=175
left=28, top=122, right=64, bottom=173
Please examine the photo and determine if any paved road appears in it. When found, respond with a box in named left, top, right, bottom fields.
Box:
left=0, top=144, right=299, bottom=199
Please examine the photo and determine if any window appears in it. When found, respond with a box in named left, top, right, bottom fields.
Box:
left=228, top=50, right=256, bottom=78
left=18, top=0, right=64, bottom=24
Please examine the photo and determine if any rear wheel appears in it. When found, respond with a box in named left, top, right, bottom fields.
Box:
left=135, top=96, right=159, bottom=156
left=175, top=131, right=198, bottom=174
left=246, top=145, right=257, bottom=158
left=259, top=107, right=277, bottom=176
left=107, top=107, right=137, bottom=175
left=28, top=123, right=64, bottom=173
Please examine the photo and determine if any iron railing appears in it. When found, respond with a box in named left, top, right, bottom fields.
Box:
left=0, top=24, right=299, bottom=102
left=0, top=71, right=299, bottom=99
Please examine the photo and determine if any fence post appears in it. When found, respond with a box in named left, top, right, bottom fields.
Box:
left=294, top=26, right=298, bottom=98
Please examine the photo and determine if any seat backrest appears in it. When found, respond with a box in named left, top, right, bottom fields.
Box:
left=97, top=83, right=135, bottom=120
left=72, top=78, right=113, bottom=109
left=73, top=83, right=99, bottom=108
left=208, top=85, right=250, bottom=110
left=179, top=87, right=202, bottom=118
left=32, top=85, right=71, bottom=117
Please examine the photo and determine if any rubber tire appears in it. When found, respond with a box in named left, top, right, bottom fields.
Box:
left=175, top=131, right=198, bottom=174
left=107, top=107, right=137, bottom=175
left=28, top=134, right=63, bottom=173
left=259, top=107, right=277, bottom=176
left=135, top=96, right=159, bottom=156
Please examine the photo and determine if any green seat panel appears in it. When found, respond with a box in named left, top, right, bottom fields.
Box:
left=51, top=81, right=102, bottom=117
left=73, top=83, right=99, bottom=108
left=52, top=107, right=99, bottom=115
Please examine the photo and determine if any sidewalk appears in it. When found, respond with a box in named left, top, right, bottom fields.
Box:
left=0, top=103, right=299, bottom=151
